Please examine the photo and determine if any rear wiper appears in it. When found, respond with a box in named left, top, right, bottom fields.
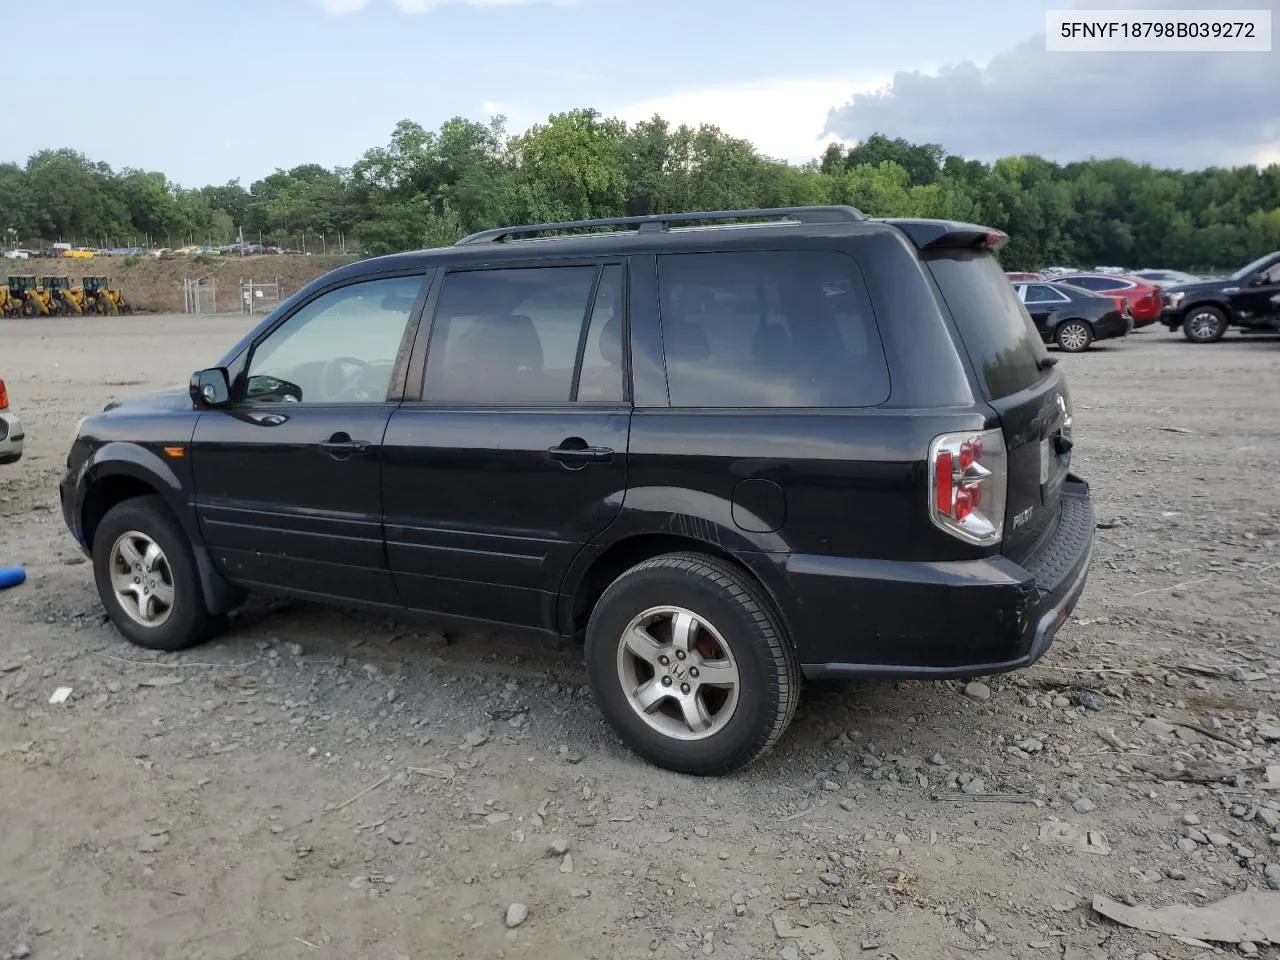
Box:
left=1038, top=357, right=1059, bottom=370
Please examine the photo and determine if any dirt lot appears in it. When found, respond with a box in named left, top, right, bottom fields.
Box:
left=2, top=316, right=1279, bottom=960
left=8, top=254, right=353, bottom=313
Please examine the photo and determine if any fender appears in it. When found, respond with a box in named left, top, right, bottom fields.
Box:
left=555, top=485, right=801, bottom=639
left=79, top=441, right=199, bottom=543
left=73, top=442, right=246, bottom=616
left=1168, top=292, right=1232, bottom=323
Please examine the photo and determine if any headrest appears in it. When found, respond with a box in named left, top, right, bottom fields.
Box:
left=664, top=321, right=710, bottom=362
left=600, top=313, right=623, bottom=366
left=459, top=314, right=543, bottom=372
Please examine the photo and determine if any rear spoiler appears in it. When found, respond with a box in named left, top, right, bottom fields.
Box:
left=883, top=218, right=1008, bottom=252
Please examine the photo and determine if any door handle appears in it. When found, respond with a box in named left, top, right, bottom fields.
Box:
left=320, top=433, right=373, bottom=459
left=546, top=438, right=614, bottom=467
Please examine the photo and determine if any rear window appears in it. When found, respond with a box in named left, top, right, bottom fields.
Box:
left=656, top=250, right=890, bottom=408
left=926, top=253, right=1048, bottom=400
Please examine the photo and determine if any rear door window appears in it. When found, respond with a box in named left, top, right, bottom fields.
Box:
left=925, top=252, right=1048, bottom=401
left=422, top=265, right=625, bottom=404
left=655, top=250, right=890, bottom=408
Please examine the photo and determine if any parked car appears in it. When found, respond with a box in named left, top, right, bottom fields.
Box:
left=1013, top=282, right=1131, bottom=352
left=1159, top=251, right=1280, bottom=342
left=1131, top=268, right=1202, bottom=287
left=0, top=378, right=24, bottom=465
left=1006, top=271, right=1043, bottom=282
left=1049, top=273, right=1163, bottom=327
left=59, top=205, right=1095, bottom=776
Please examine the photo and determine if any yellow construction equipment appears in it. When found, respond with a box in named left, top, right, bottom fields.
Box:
left=83, top=276, right=130, bottom=315
left=8, top=276, right=57, bottom=316
left=0, top=281, right=24, bottom=317
left=39, top=277, right=72, bottom=315
left=56, top=278, right=86, bottom=315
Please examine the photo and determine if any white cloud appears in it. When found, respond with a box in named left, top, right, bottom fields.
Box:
left=320, top=0, right=369, bottom=13
left=824, top=4, right=1279, bottom=169
left=393, top=0, right=564, bottom=9
left=321, top=0, right=582, bottom=12
left=610, top=76, right=892, bottom=164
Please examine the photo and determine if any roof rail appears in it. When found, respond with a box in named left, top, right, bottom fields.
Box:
left=454, top=205, right=866, bottom=245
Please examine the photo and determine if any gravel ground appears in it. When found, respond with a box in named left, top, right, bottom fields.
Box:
left=1, top=316, right=1279, bottom=960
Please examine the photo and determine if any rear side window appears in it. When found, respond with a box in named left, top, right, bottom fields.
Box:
left=926, top=253, right=1047, bottom=401
left=422, top=265, right=624, bottom=404
left=656, top=250, right=890, bottom=408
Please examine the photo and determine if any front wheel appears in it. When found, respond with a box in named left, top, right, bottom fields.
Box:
left=585, top=552, right=801, bottom=775
left=1055, top=320, right=1093, bottom=353
left=91, top=495, right=224, bottom=651
left=1183, top=306, right=1228, bottom=343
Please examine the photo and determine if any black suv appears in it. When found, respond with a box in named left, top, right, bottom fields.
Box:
left=60, top=206, right=1095, bottom=776
left=1160, top=250, right=1280, bottom=342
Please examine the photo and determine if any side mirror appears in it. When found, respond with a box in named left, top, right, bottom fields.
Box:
left=190, top=367, right=231, bottom=408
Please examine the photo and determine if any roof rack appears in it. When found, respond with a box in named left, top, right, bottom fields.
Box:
left=454, top=205, right=866, bottom=245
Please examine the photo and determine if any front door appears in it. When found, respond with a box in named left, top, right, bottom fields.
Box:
left=1231, top=258, right=1280, bottom=329
left=192, top=273, right=427, bottom=605
left=382, top=261, right=630, bottom=631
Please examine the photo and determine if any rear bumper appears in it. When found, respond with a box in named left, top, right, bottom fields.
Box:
left=0, top=411, right=24, bottom=465
left=779, top=476, right=1095, bottom=680
left=1095, top=313, right=1130, bottom=340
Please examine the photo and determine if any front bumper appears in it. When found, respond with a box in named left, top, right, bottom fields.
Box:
left=0, top=411, right=24, bottom=465
left=788, top=476, right=1095, bottom=680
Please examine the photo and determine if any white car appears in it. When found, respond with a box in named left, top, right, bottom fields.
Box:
left=0, top=378, right=24, bottom=465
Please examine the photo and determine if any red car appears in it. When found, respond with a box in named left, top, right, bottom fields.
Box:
left=1049, top=273, right=1163, bottom=327
left=1006, top=271, right=1043, bottom=282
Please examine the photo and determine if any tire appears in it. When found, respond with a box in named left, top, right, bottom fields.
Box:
left=584, top=552, right=801, bottom=776
left=1182, top=306, right=1228, bottom=343
left=1055, top=320, right=1093, bottom=353
left=91, top=495, right=224, bottom=651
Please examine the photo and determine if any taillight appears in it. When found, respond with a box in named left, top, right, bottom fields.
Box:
left=0, top=379, right=7, bottom=411
left=929, top=428, right=1007, bottom=546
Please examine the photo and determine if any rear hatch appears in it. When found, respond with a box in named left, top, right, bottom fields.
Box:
left=923, top=248, right=1073, bottom=564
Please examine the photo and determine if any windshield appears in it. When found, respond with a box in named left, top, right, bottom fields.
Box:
left=1231, top=253, right=1280, bottom=281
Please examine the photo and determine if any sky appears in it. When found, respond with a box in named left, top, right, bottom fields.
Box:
left=6, top=0, right=1277, bottom=187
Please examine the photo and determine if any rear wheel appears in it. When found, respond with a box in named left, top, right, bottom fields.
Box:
left=1183, top=306, right=1228, bottom=343
left=585, top=552, right=801, bottom=775
left=91, top=495, right=224, bottom=651
left=1055, top=320, right=1093, bottom=352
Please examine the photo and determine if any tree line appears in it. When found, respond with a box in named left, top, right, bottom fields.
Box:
left=2, top=109, right=1278, bottom=272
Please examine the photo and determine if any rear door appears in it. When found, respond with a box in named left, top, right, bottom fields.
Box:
left=926, top=252, right=1071, bottom=563
left=1017, top=283, right=1070, bottom=340
left=381, top=260, right=631, bottom=631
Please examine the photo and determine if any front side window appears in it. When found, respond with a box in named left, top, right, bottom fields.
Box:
left=244, top=275, right=423, bottom=404
left=422, top=264, right=625, bottom=404
left=655, top=250, right=890, bottom=408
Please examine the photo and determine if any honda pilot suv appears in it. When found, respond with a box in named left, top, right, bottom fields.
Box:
left=60, top=206, right=1094, bottom=776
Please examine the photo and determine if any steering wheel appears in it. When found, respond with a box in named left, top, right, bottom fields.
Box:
left=320, top=356, right=372, bottom=400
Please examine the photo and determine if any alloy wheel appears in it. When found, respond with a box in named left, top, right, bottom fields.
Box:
left=615, top=605, right=741, bottom=741
left=108, top=530, right=176, bottom=627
